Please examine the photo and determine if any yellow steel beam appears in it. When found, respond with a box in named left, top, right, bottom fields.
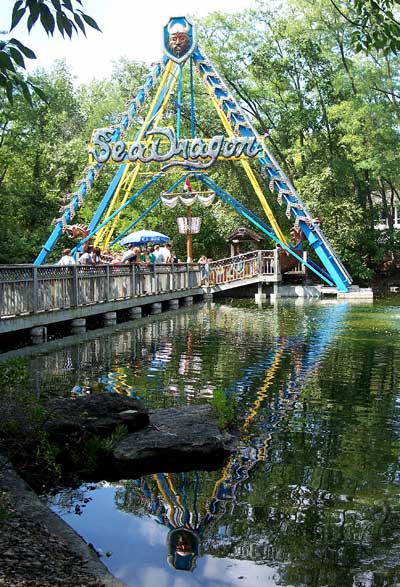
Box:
left=202, top=83, right=288, bottom=246
left=95, top=61, right=178, bottom=247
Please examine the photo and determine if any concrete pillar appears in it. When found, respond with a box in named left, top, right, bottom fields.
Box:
left=30, top=326, right=47, bottom=345
left=129, top=306, right=142, bottom=319
left=270, top=282, right=281, bottom=303
left=203, top=292, right=213, bottom=302
left=150, top=302, right=162, bottom=314
left=168, top=299, right=180, bottom=310
left=71, top=318, right=86, bottom=335
left=103, top=311, right=117, bottom=327
left=255, top=283, right=267, bottom=303
left=182, top=296, right=194, bottom=306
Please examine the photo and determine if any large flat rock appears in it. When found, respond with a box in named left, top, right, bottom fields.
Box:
left=114, top=404, right=238, bottom=476
left=44, top=394, right=149, bottom=439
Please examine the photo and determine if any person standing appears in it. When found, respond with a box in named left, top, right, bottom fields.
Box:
left=78, top=245, right=93, bottom=265
left=57, top=248, right=75, bottom=266
left=150, top=245, right=164, bottom=264
left=121, top=245, right=136, bottom=264
left=159, top=243, right=172, bottom=263
left=91, top=247, right=102, bottom=264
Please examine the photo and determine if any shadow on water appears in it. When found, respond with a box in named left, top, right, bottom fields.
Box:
left=3, top=298, right=400, bottom=587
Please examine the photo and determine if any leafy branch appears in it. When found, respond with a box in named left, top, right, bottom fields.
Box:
left=1, top=1, right=101, bottom=104
left=329, top=0, right=400, bottom=54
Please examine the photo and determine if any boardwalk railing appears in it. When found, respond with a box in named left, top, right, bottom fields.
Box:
left=206, top=250, right=276, bottom=286
left=0, top=250, right=307, bottom=320
left=205, top=249, right=306, bottom=287
left=0, top=263, right=201, bottom=319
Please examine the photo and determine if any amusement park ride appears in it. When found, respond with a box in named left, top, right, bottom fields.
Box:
left=34, top=16, right=352, bottom=293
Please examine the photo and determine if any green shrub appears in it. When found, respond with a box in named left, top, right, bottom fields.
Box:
left=0, top=358, right=60, bottom=489
left=211, top=390, right=236, bottom=429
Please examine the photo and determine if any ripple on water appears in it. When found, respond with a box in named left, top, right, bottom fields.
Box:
left=6, top=298, right=400, bottom=587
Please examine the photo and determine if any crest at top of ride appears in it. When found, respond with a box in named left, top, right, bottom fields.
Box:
left=163, top=16, right=197, bottom=64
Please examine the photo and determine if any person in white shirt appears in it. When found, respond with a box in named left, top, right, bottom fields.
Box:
left=159, top=243, right=172, bottom=263
left=121, top=245, right=140, bottom=264
left=149, top=245, right=164, bottom=264
left=58, top=248, right=75, bottom=266
left=78, top=245, right=93, bottom=265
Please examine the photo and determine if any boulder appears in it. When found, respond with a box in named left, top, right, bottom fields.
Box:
left=44, top=394, right=149, bottom=439
left=114, top=404, right=238, bottom=476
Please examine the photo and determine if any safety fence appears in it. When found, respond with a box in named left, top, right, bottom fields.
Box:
left=204, top=249, right=306, bottom=287
left=0, top=250, right=307, bottom=319
left=206, top=250, right=277, bottom=286
left=0, top=263, right=201, bottom=319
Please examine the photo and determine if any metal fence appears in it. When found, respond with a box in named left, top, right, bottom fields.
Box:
left=0, top=250, right=307, bottom=319
left=206, top=250, right=277, bottom=286
left=0, top=263, right=202, bottom=319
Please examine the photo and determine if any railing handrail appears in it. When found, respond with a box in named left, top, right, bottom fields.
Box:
left=0, top=250, right=307, bottom=320
left=0, top=262, right=202, bottom=319
left=208, top=249, right=274, bottom=267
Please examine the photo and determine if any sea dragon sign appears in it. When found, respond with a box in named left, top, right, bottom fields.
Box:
left=90, top=127, right=263, bottom=171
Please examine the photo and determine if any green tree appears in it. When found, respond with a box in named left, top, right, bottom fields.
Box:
left=0, top=60, right=86, bottom=262
left=328, top=0, right=400, bottom=53
left=198, top=2, right=400, bottom=277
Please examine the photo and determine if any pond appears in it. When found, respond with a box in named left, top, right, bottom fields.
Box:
left=3, top=297, right=400, bottom=587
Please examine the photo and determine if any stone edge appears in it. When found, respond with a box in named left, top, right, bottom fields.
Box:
left=0, top=456, right=126, bottom=587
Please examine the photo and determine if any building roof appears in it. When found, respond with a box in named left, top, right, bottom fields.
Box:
left=226, top=227, right=264, bottom=243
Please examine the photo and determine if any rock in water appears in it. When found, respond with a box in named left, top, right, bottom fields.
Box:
left=114, top=404, right=238, bottom=476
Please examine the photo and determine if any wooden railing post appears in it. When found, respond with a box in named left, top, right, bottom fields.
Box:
left=72, top=265, right=79, bottom=307
left=106, top=264, right=110, bottom=302
left=258, top=250, right=262, bottom=275
left=131, top=264, right=136, bottom=297
left=274, top=248, right=280, bottom=279
left=153, top=264, right=157, bottom=294
left=32, top=266, right=38, bottom=313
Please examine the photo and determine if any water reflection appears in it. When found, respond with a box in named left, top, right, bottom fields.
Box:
left=105, top=303, right=350, bottom=579
left=4, top=299, right=400, bottom=586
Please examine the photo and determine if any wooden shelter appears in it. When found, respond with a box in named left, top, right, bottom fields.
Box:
left=226, top=227, right=264, bottom=257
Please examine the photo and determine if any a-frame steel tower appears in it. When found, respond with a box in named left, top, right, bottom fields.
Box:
left=35, top=16, right=352, bottom=292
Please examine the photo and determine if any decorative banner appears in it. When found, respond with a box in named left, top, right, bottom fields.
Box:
left=161, top=194, right=215, bottom=208
left=177, top=217, right=202, bottom=234
left=163, top=16, right=197, bottom=64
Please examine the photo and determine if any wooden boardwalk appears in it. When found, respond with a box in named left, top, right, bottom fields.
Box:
left=0, top=250, right=303, bottom=341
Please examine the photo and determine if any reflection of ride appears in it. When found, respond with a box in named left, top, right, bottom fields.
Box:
left=98, top=368, right=141, bottom=399
left=127, top=304, right=347, bottom=571
left=167, top=527, right=200, bottom=571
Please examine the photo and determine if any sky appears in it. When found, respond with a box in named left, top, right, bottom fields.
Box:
left=0, top=0, right=257, bottom=84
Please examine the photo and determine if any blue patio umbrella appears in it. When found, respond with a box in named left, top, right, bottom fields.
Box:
left=119, top=229, right=170, bottom=247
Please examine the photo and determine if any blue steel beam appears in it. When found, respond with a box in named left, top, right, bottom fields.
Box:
left=71, top=174, right=164, bottom=251
left=34, top=56, right=170, bottom=265
left=110, top=173, right=190, bottom=246
left=195, top=173, right=334, bottom=286
left=79, top=63, right=180, bottom=251
left=110, top=199, right=161, bottom=247
left=192, top=46, right=351, bottom=292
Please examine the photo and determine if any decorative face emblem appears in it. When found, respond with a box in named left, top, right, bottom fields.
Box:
left=163, top=17, right=197, bottom=64
left=169, top=31, right=190, bottom=58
